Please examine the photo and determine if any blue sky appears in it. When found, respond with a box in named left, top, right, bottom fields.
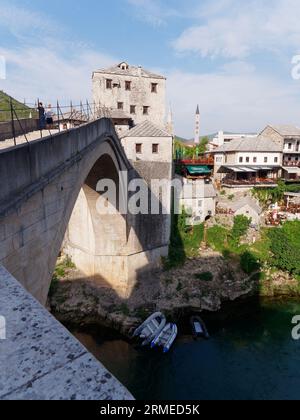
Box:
left=1, top=0, right=300, bottom=137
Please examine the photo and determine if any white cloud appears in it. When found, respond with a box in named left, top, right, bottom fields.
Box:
left=0, top=1, right=63, bottom=42
left=0, top=46, right=116, bottom=105
left=127, top=0, right=180, bottom=27
left=166, top=68, right=300, bottom=137
left=1, top=0, right=300, bottom=139
left=0, top=1, right=116, bottom=105
left=174, top=0, right=300, bottom=59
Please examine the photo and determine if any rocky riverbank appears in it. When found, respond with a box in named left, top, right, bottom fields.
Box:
left=49, top=250, right=259, bottom=336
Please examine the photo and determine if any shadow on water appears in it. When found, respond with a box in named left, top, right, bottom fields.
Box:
left=68, top=297, right=300, bottom=401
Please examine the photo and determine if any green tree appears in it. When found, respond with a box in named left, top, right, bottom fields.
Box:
left=240, top=251, right=261, bottom=274
left=268, top=221, right=300, bottom=275
left=231, top=215, right=251, bottom=244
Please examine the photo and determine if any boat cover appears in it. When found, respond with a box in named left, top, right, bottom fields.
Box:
left=194, top=322, right=203, bottom=334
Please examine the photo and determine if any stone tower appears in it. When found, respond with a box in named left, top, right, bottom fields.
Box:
left=92, top=62, right=166, bottom=128
left=194, top=105, right=200, bottom=144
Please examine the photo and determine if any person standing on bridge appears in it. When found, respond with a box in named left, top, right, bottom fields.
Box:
left=45, top=104, right=54, bottom=128
left=38, top=102, right=46, bottom=130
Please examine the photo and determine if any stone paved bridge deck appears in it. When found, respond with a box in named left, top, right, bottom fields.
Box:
left=0, top=129, right=60, bottom=150
left=0, top=266, right=134, bottom=400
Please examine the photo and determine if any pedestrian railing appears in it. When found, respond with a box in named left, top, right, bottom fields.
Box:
left=0, top=96, right=113, bottom=147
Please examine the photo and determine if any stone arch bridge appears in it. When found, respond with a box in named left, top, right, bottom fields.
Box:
left=0, top=118, right=170, bottom=304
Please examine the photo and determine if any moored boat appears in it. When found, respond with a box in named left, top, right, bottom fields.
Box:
left=132, top=312, right=166, bottom=346
left=190, top=316, right=209, bottom=339
left=151, top=323, right=178, bottom=353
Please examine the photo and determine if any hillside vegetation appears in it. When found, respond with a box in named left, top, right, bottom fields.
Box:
left=165, top=207, right=300, bottom=294
left=0, top=91, right=35, bottom=122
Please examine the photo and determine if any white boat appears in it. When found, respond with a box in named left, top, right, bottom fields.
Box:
left=132, top=312, right=166, bottom=346
left=151, top=323, right=178, bottom=353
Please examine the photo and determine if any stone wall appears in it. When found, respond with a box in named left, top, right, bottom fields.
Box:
left=92, top=70, right=166, bottom=127
left=0, top=118, right=39, bottom=141
left=121, top=135, right=173, bottom=163
left=259, top=126, right=284, bottom=148
left=0, top=118, right=171, bottom=304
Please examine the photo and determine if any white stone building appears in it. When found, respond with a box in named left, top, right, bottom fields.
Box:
left=213, top=136, right=282, bottom=188
left=259, top=125, right=300, bottom=181
left=121, top=120, right=173, bottom=164
left=92, top=62, right=166, bottom=128
left=176, top=176, right=217, bottom=225
left=220, top=197, right=263, bottom=226
left=209, top=131, right=257, bottom=152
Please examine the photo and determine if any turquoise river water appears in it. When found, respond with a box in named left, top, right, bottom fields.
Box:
left=70, top=298, right=300, bottom=400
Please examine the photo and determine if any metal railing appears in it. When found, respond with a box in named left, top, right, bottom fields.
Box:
left=175, top=157, right=215, bottom=165
left=222, top=177, right=278, bottom=186
left=0, top=97, right=113, bottom=147
left=283, top=161, right=300, bottom=167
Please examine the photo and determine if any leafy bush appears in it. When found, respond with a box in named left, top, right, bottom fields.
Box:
left=268, top=221, right=300, bottom=276
left=49, top=256, right=76, bottom=297
left=231, top=215, right=251, bottom=244
left=252, top=180, right=288, bottom=207
left=240, top=251, right=261, bottom=274
left=286, top=184, right=300, bottom=193
left=164, top=208, right=204, bottom=269
left=194, top=272, right=214, bottom=282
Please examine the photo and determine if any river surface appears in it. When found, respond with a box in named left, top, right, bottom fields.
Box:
left=70, top=298, right=300, bottom=400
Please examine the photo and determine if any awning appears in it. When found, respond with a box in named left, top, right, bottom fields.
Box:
left=222, top=165, right=278, bottom=173
left=186, top=165, right=212, bottom=175
left=283, top=167, right=300, bottom=174
left=222, top=166, right=255, bottom=173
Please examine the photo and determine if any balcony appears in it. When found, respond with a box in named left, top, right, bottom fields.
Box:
left=222, top=177, right=278, bottom=188
left=283, top=161, right=300, bottom=167
left=176, top=157, right=214, bottom=166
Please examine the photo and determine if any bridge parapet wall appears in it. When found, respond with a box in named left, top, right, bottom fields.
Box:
left=0, top=265, right=134, bottom=400
left=0, top=118, right=128, bottom=215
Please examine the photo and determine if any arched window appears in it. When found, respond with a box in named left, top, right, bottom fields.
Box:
left=119, top=62, right=129, bottom=71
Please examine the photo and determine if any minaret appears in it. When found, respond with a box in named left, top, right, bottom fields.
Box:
left=194, top=105, right=200, bottom=144
left=166, top=105, right=174, bottom=136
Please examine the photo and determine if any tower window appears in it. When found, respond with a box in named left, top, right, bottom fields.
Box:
left=130, top=105, right=136, bottom=114
left=274, top=157, right=278, bottom=163
left=143, top=106, right=149, bottom=115
left=152, top=144, right=159, bottom=154
left=125, top=81, right=131, bottom=91
left=151, top=83, right=158, bottom=93
left=246, top=157, right=250, bottom=163
left=119, top=62, right=129, bottom=70
left=253, top=157, right=257, bottom=163
left=117, top=102, right=124, bottom=110
left=136, top=144, right=142, bottom=154
left=239, top=157, right=243, bottom=163
left=106, top=79, right=112, bottom=89
left=264, top=157, right=268, bottom=163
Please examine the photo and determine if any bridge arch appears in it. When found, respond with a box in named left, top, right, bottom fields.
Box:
left=0, top=118, right=170, bottom=305
left=0, top=120, right=131, bottom=303
left=62, top=148, right=132, bottom=297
